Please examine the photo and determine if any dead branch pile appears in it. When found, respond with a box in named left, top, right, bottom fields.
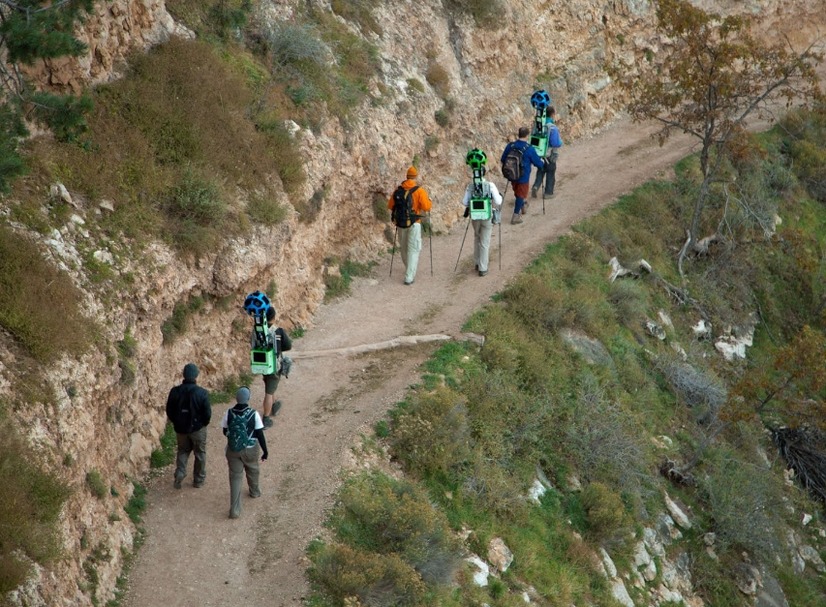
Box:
left=773, top=427, right=826, bottom=506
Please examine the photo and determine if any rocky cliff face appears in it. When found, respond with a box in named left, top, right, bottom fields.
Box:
left=4, top=0, right=825, bottom=605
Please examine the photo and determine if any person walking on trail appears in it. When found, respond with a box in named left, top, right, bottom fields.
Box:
left=222, top=386, right=269, bottom=519
left=253, top=306, right=292, bottom=428
left=461, top=155, right=503, bottom=277
left=387, top=166, right=433, bottom=285
left=531, top=106, right=563, bottom=199
left=501, top=126, right=545, bottom=225
left=165, top=363, right=212, bottom=490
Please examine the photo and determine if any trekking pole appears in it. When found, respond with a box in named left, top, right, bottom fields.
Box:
left=389, top=226, right=398, bottom=277
left=454, top=216, right=471, bottom=272
left=428, top=214, right=433, bottom=276
left=542, top=190, right=546, bottom=215
left=498, top=210, right=502, bottom=270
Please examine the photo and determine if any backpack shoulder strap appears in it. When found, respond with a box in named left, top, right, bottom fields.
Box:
left=406, top=185, right=420, bottom=200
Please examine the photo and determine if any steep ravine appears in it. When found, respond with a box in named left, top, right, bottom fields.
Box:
left=3, top=1, right=826, bottom=605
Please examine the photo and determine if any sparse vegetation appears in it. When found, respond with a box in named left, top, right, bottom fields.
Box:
left=0, top=225, right=92, bottom=365
left=323, top=258, right=375, bottom=301
left=311, top=110, right=826, bottom=606
left=0, top=408, right=71, bottom=594
left=150, top=423, right=177, bottom=469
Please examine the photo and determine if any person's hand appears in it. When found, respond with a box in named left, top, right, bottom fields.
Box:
left=261, top=452, right=268, bottom=461
left=463, top=207, right=470, bottom=218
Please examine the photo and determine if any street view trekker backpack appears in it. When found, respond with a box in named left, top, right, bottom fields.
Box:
left=501, top=142, right=525, bottom=182
left=227, top=407, right=256, bottom=452
left=469, top=181, right=492, bottom=221
left=391, top=185, right=420, bottom=228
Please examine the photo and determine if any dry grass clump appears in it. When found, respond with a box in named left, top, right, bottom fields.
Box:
left=0, top=413, right=71, bottom=594
left=0, top=225, right=91, bottom=363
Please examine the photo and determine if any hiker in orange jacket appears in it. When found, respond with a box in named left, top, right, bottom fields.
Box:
left=387, top=166, right=433, bottom=285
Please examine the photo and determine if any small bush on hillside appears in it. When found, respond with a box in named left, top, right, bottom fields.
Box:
left=150, top=423, right=177, bottom=469
left=331, top=472, right=463, bottom=584
left=657, top=356, right=727, bottom=424
left=247, top=191, right=287, bottom=225
left=564, top=376, right=650, bottom=495
left=161, top=295, right=205, bottom=344
left=124, top=482, right=147, bottom=525
left=444, top=0, right=506, bottom=27
left=308, top=542, right=427, bottom=607
left=580, top=482, right=631, bottom=542
left=390, top=386, right=472, bottom=477
left=0, top=417, right=70, bottom=593
left=331, top=0, right=382, bottom=35
left=86, top=470, right=108, bottom=499
left=700, top=446, right=786, bottom=557
left=426, top=63, right=451, bottom=99
left=0, top=225, right=91, bottom=363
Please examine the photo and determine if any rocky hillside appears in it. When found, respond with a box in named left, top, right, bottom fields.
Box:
left=2, top=0, right=825, bottom=605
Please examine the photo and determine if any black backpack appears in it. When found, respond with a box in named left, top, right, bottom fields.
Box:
left=391, top=185, right=419, bottom=228
left=501, top=142, right=525, bottom=182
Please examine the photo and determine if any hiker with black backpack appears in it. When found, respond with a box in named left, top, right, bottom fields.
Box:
left=500, top=126, right=546, bottom=225
left=221, top=387, right=269, bottom=519
left=165, top=363, right=212, bottom=490
left=387, top=166, right=433, bottom=285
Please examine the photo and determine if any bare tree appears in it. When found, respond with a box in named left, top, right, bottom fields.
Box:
left=611, top=0, right=823, bottom=276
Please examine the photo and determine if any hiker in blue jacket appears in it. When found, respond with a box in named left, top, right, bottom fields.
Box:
left=501, top=126, right=545, bottom=224
left=531, top=106, right=563, bottom=199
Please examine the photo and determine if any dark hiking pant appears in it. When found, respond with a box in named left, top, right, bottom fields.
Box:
left=175, top=426, right=208, bottom=486
left=226, top=444, right=261, bottom=518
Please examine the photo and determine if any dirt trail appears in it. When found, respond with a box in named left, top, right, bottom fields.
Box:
left=122, top=117, right=698, bottom=607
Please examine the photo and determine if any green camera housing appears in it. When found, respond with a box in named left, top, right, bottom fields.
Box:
left=469, top=196, right=492, bottom=221
left=250, top=347, right=277, bottom=375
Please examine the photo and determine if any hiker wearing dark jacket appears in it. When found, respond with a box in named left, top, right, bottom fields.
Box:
left=165, top=363, right=212, bottom=489
left=501, top=126, right=545, bottom=224
left=387, top=166, right=433, bottom=285
left=222, top=387, right=269, bottom=519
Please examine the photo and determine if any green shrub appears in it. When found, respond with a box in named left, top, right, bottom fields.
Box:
left=124, top=482, right=148, bottom=525
left=161, top=295, right=205, bottom=344
left=247, top=192, right=287, bottom=225
left=580, top=482, right=630, bottom=541
left=700, top=447, right=786, bottom=557
left=330, top=0, right=382, bottom=35
left=0, top=225, right=92, bottom=364
left=330, top=472, right=463, bottom=584
left=86, top=470, right=108, bottom=499
left=443, top=0, right=506, bottom=27
left=390, top=386, right=472, bottom=477
left=426, top=63, right=451, bottom=99
left=308, top=542, right=426, bottom=607
left=150, top=423, right=177, bottom=469
left=0, top=414, right=70, bottom=593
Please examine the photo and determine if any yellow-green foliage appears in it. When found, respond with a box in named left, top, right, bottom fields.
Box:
left=0, top=225, right=91, bottom=363
left=330, top=472, right=463, bottom=585
left=579, top=482, right=630, bottom=541
left=309, top=543, right=426, bottom=607
left=313, top=117, right=826, bottom=607
left=0, top=411, right=71, bottom=594
left=390, top=386, right=472, bottom=477
left=15, top=38, right=294, bottom=252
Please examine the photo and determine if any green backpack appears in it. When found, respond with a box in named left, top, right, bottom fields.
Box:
left=227, top=408, right=255, bottom=452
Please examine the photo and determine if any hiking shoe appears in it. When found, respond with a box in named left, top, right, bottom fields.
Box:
left=403, top=279, right=414, bottom=285
left=531, top=188, right=538, bottom=199
left=479, top=270, right=488, bottom=277
left=271, top=400, right=282, bottom=416
left=511, top=214, right=524, bottom=225
left=173, top=478, right=182, bottom=490
left=263, top=416, right=274, bottom=428
left=193, top=482, right=204, bottom=489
